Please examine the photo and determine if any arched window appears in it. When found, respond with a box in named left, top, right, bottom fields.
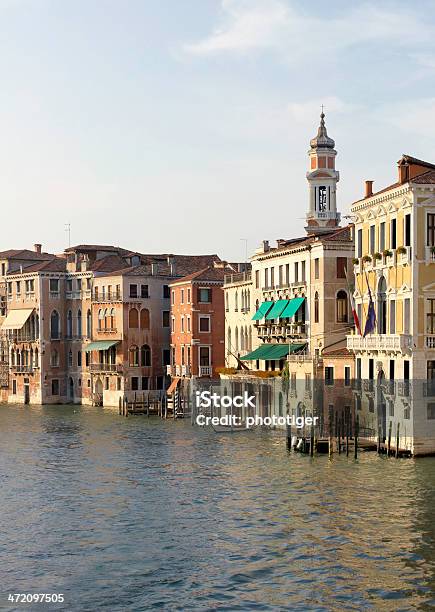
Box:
left=68, top=349, right=73, bottom=367
left=34, top=348, right=39, bottom=368
left=249, top=326, right=252, bottom=351
left=51, top=310, right=60, bottom=339
left=110, top=308, right=115, bottom=330
left=140, top=308, right=150, bottom=329
left=336, top=290, right=348, bottom=323
left=314, top=292, right=319, bottom=324
left=278, top=392, right=283, bottom=417
left=235, top=326, right=239, bottom=351
left=86, top=310, right=92, bottom=337
left=141, top=344, right=151, bottom=367
left=77, top=309, right=82, bottom=337
left=227, top=327, right=231, bottom=354
left=98, top=309, right=104, bottom=330
left=225, top=293, right=229, bottom=311
left=67, top=310, right=73, bottom=338
left=35, top=314, right=39, bottom=339
left=235, top=291, right=238, bottom=312
left=129, top=345, right=139, bottom=367
left=10, top=349, right=15, bottom=367
left=129, top=308, right=139, bottom=329
left=103, top=308, right=109, bottom=330
left=377, top=276, right=387, bottom=334
left=241, top=327, right=245, bottom=351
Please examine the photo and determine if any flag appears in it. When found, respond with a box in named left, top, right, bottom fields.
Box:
left=344, top=267, right=362, bottom=336
left=363, top=271, right=376, bottom=337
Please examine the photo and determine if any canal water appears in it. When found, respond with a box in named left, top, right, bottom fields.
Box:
left=0, top=405, right=434, bottom=611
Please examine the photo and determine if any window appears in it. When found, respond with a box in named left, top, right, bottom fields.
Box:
left=12, top=379, right=16, bottom=394
left=140, top=308, right=150, bottom=329
left=390, top=218, right=397, bottom=249
left=270, top=267, right=275, bottom=287
left=279, top=265, right=283, bottom=286
left=181, top=289, right=184, bottom=304
left=199, top=316, right=210, bottom=332
left=357, top=228, right=363, bottom=258
left=49, top=279, right=59, bottom=293
left=427, top=213, right=435, bottom=246
left=255, top=270, right=259, bottom=289
left=129, top=308, right=139, bottom=328
left=336, top=257, right=347, bottom=279
left=162, top=349, right=170, bottom=366
left=162, top=284, right=170, bottom=299
left=187, top=316, right=191, bottom=332
left=141, top=344, right=151, bottom=367
left=390, top=300, right=396, bottom=334
left=198, top=288, right=211, bottom=303
left=404, top=214, right=411, bottom=247
left=314, top=258, right=319, bottom=279
left=368, top=358, right=374, bottom=380
left=301, top=261, right=306, bottom=282
left=7, top=282, right=12, bottom=296
left=344, top=366, right=351, bottom=386
left=141, top=284, right=149, bottom=298
left=336, top=290, right=348, bottom=323
left=86, top=310, right=92, bottom=337
left=25, top=279, right=34, bottom=294
left=68, top=350, right=73, bottom=367
left=171, top=290, right=175, bottom=304
left=141, top=377, right=149, bottom=390
left=379, top=222, right=386, bottom=252
left=1, top=263, right=5, bottom=276
left=67, top=310, right=73, bottom=338
left=129, top=284, right=138, bottom=298
left=369, top=225, right=375, bottom=254
left=264, top=269, right=268, bottom=288
left=117, top=378, right=121, bottom=391
left=427, top=299, right=435, bottom=334
left=325, top=367, right=334, bottom=385
left=427, top=403, right=435, bottom=420
left=77, top=279, right=82, bottom=291
left=105, top=377, right=109, bottom=390
left=85, top=352, right=90, bottom=367
left=187, top=288, right=191, bottom=303
left=285, top=264, right=290, bottom=285
left=52, top=379, right=59, bottom=395
left=129, top=346, right=139, bottom=367
left=77, top=310, right=82, bottom=337
left=294, top=262, right=299, bottom=283
left=51, top=349, right=59, bottom=367
left=181, top=316, right=184, bottom=332
left=162, top=311, right=170, bottom=327
left=66, top=279, right=73, bottom=292
left=50, top=311, right=60, bottom=339
left=314, top=292, right=319, bottom=323
left=131, top=377, right=139, bottom=391
left=235, top=291, right=238, bottom=312
left=199, top=346, right=210, bottom=366
left=171, top=317, right=175, bottom=332
left=16, top=281, right=21, bottom=295
left=77, top=351, right=82, bottom=367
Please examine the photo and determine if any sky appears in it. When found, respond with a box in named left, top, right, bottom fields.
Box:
left=1, top=0, right=435, bottom=261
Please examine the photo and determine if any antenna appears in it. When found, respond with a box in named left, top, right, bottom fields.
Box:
left=65, top=223, right=71, bottom=247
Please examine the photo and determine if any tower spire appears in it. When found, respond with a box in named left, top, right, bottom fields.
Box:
left=305, top=112, right=341, bottom=235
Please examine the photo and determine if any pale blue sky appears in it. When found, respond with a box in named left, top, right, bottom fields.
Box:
left=1, top=0, right=435, bottom=260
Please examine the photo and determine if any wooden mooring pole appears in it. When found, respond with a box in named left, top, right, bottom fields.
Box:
left=354, top=414, right=359, bottom=460
left=396, top=422, right=400, bottom=458
left=387, top=421, right=392, bottom=457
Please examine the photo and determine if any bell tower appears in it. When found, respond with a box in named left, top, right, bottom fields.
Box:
left=305, top=111, right=341, bottom=235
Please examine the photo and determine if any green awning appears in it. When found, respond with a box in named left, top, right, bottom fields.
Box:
left=241, top=342, right=307, bottom=361
left=84, top=340, right=120, bottom=352
left=281, top=297, right=305, bottom=319
left=252, top=301, right=274, bottom=321
left=265, top=299, right=289, bottom=320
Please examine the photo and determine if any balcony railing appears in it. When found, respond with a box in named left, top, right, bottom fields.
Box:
left=426, top=335, right=435, bottom=349
left=8, top=335, right=39, bottom=344
left=347, top=334, right=412, bottom=353
left=10, top=365, right=37, bottom=373
left=96, top=327, right=118, bottom=334
left=199, top=365, right=212, bottom=376
left=92, top=292, right=122, bottom=302
left=425, top=246, right=435, bottom=263
left=223, top=272, right=252, bottom=286
left=258, top=322, right=307, bottom=339
left=89, top=363, right=122, bottom=373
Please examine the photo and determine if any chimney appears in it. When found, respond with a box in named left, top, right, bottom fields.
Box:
left=34, top=243, right=42, bottom=254
left=262, top=240, right=270, bottom=253
left=167, top=255, right=176, bottom=276
left=365, top=181, right=373, bottom=198
left=398, top=161, right=409, bottom=184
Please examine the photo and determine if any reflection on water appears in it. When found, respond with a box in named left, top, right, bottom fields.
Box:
left=0, top=404, right=434, bottom=611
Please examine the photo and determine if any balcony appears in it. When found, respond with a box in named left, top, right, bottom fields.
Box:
left=8, top=335, right=39, bottom=344
left=223, top=272, right=251, bottom=286
left=425, top=246, right=435, bottom=263
left=10, top=365, right=37, bottom=373
left=89, top=363, right=122, bottom=374
left=347, top=333, right=412, bottom=353
left=397, top=246, right=412, bottom=265
left=258, top=322, right=307, bottom=340
left=397, top=381, right=411, bottom=397
left=426, top=335, right=435, bottom=349
left=198, top=365, right=212, bottom=377
left=92, top=292, right=122, bottom=303
left=96, top=327, right=118, bottom=335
